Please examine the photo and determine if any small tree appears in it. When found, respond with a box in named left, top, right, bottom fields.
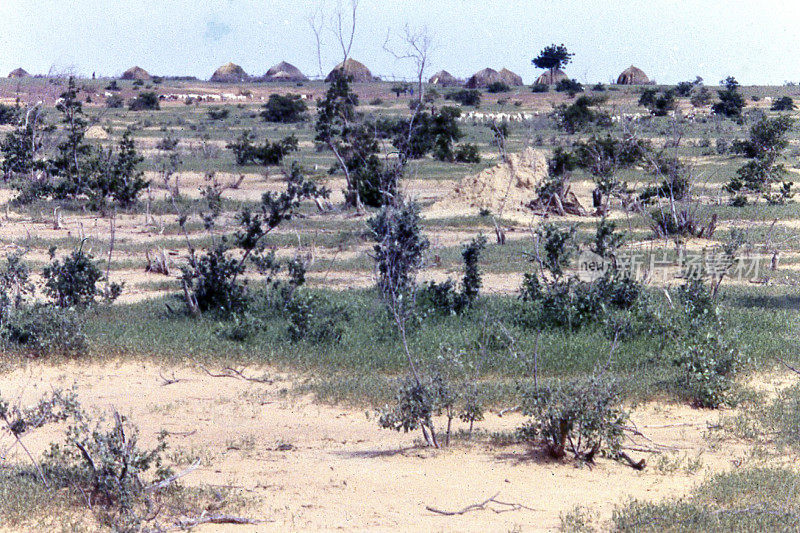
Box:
left=50, top=77, right=94, bottom=200
left=712, top=77, right=745, bottom=118
left=88, top=130, right=148, bottom=209
left=182, top=163, right=328, bottom=315
left=555, top=95, right=609, bottom=134
left=725, top=115, right=794, bottom=203
left=315, top=72, right=362, bottom=207
left=519, top=374, right=628, bottom=462
left=639, top=88, right=676, bottom=116
left=532, top=43, right=574, bottom=76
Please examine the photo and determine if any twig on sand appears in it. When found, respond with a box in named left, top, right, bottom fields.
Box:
left=426, top=493, right=536, bottom=516
left=195, top=363, right=271, bottom=383
left=145, top=459, right=201, bottom=492
left=778, top=357, right=800, bottom=376
left=174, top=513, right=270, bottom=528
left=159, top=370, right=182, bottom=386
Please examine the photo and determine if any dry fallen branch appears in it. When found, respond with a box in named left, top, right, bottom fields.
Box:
left=426, top=492, right=536, bottom=516
left=778, top=357, right=800, bottom=376
left=145, top=459, right=201, bottom=493
left=175, top=513, right=269, bottom=528
left=159, top=370, right=182, bottom=386
left=195, top=363, right=272, bottom=384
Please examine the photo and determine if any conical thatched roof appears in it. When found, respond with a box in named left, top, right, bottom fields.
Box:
left=211, top=62, right=249, bottom=83
left=617, top=65, right=649, bottom=85
left=465, top=68, right=504, bottom=89
left=499, top=68, right=524, bottom=86
left=326, top=58, right=373, bottom=82
left=121, top=66, right=151, bottom=81
left=533, top=69, right=568, bottom=86
left=428, top=70, right=461, bottom=87
left=8, top=68, right=30, bottom=79
left=264, top=61, right=308, bottom=82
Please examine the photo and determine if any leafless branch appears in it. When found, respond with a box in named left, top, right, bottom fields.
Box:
left=426, top=493, right=536, bottom=516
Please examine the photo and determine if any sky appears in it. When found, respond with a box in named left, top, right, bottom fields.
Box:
left=1, top=1, right=799, bottom=85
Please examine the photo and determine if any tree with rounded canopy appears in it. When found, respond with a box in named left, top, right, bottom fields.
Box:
left=532, top=44, right=574, bottom=75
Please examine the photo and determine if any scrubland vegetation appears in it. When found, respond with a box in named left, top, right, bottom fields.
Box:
left=4, top=52, right=800, bottom=530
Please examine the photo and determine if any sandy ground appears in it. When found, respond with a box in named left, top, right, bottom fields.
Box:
left=0, top=361, right=756, bottom=532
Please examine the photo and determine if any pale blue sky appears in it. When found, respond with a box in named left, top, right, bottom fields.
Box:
left=1, top=1, right=798, bottom=85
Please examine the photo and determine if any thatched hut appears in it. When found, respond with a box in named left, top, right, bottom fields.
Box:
left=428, top=70, right=461, bottom=87
left=264, top=62, right=308, bottom=82
left=617, top=65, right=650, bottom=85
left=533, top=69, right=568, bottom=86
left=465, top=68, right=504, bottom=89
left=121, top=66, right=151, bottom=81
left=499, top=68, right=524, bottom=86
left=325, top=58, right=373, bottom=82
left=211, top=62, right=249, bottom=83
left=8, top=68, right=30, bottom=79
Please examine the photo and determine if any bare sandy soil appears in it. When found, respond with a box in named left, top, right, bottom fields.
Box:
left=0, top=361, right=756, bottom=532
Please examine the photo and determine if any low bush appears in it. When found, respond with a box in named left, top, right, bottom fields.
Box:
left=454, top=143, right=481, bottom=163
left=1, top=305, right=87, bottom=357
left=445, top=89, right=481, bottom=107
left=420, top=235, right=487, bottom=315
left=771, top=96, right=796, bottom=111
left=206, top=107, right=229, bottom=120
left=128, top=91, right=160, bottom=111
left=379, top=348, right=484, bottom=447
left=43, top=247, right=119, bottom=308
left=673, top=332, right=741, bottom=408
left=486, top=81, right=511, bottom=93
left=261, top=94, right=308, bottom=123
left=613, top=467, right=800, bottom=532
left=518, top=373, right=628, bottom=462
left=227, top=131, right=299, bottom=166
left=0, top=104, right=20, bottom=125
left=555, top=78, right=583, bottom=95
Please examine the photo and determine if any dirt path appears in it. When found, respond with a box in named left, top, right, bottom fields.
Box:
left=0, top=361, right=748, bottom=532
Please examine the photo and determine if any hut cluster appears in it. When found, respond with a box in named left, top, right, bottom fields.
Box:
left=7, top=60, right=653, bottom=86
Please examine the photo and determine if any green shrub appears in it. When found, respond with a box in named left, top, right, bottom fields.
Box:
left=287, top=292, right=349, bottom=344
left=105, top=94, right=124, bottom=108
left=128, top=91, right=160, bottom=111
left=227, top=131, right=298, bottom=166
left=445, top=89, right=481, bottom=107
left=674, top=332, right=740, bottom=408
left=519, top=374, right=628, bottom=462
left=1, top=305, right=87, bottom=357
left=486, top=81, right=511, bottom=93
left=261, top=94, right=308, bottom=123
left=206, top=107, right=229, bottom=120
left=44, top=408, right=172, bottom=527
left=771, top=96, right=796, bottom=111
left=555, top=78, right=583, bottom=95
left=42, top=248, right=118, bottom=308
left=712, top=76, right=744, bottom=118
left=555, top=95, right=609, bottom=133
left=0, top=104, right=20, bottom=125
left=379, top=348, right=485, bottom=447
left=454, top=143, right=481, bottom=163
left=420, top=235, right=487, bottom=315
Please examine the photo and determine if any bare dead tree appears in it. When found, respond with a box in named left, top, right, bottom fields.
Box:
left=383, top=24, right=433, bottom=104
left=332, top=0, right=359, bottom=64
left=307, top=4, right=326, bottom=78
